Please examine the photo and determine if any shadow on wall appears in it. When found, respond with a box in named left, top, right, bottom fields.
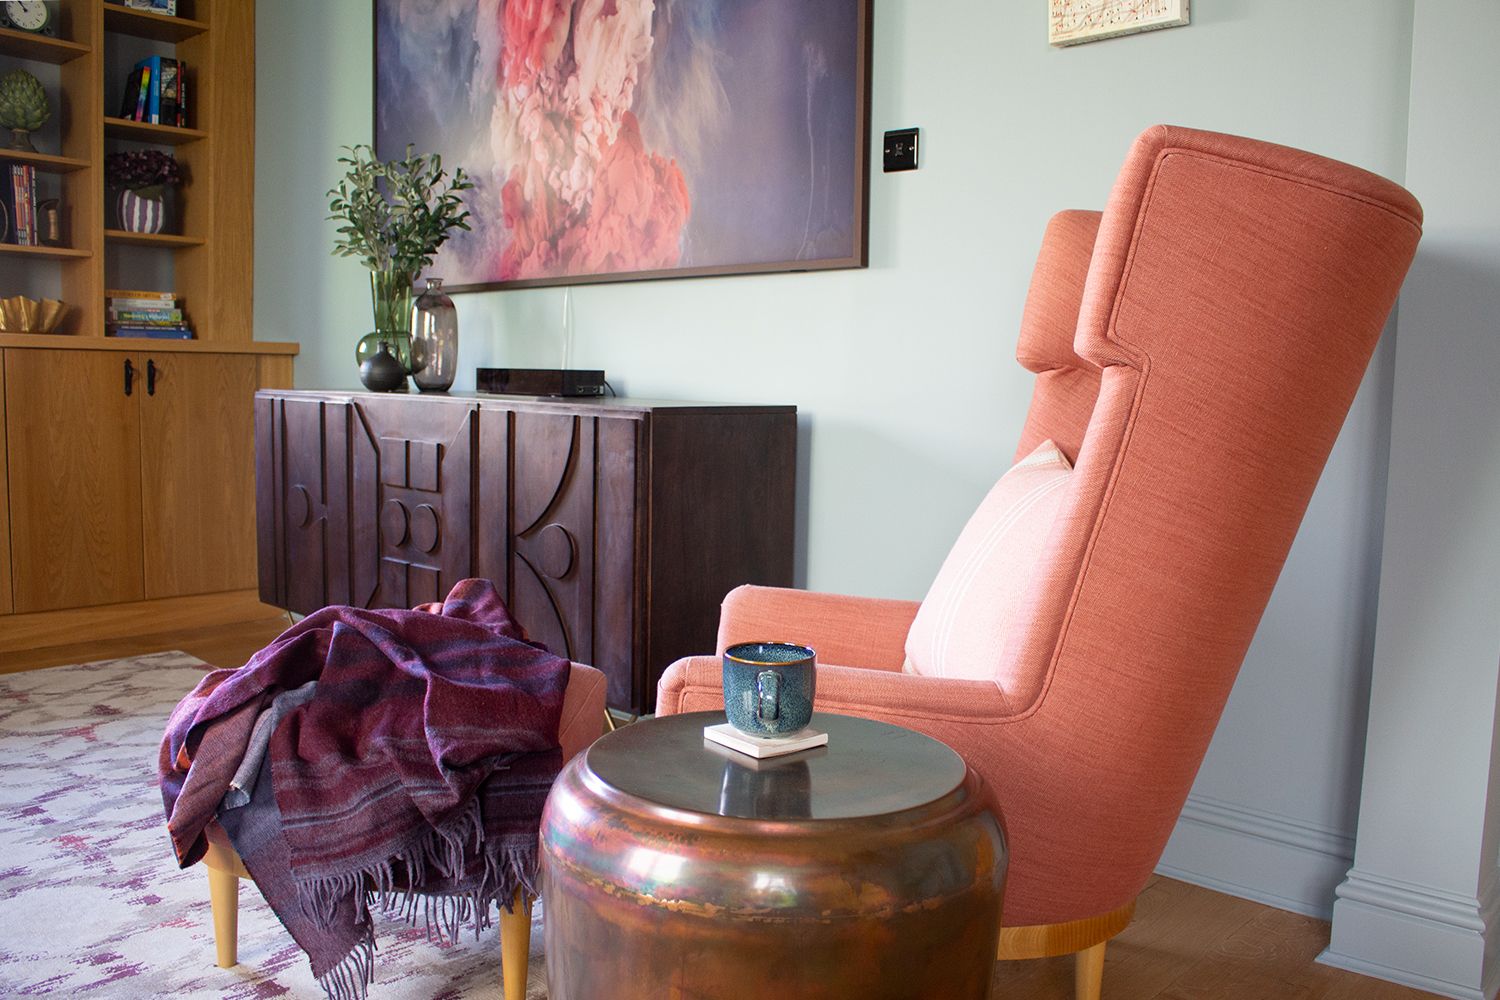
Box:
left=1374, top=243, right=1500, bottom=680
left=794, top=416, right=812, bottom=589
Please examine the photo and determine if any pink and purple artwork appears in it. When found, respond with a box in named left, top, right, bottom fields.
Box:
left=374, top=0, right=871, bottom=291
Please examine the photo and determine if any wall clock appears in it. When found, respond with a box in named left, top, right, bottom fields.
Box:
left=0, top=1, right=56, bottom=36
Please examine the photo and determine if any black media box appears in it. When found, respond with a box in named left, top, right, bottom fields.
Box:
left=476, top=368, right=606, bottom=397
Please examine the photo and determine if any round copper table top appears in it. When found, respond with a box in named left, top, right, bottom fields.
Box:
left=584, top=710, right=967, bottom=821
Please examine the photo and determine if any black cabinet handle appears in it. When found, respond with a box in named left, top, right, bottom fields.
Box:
left=147, top=359, right=158, bottom=396
left=124, top=358, right=134, bottom=396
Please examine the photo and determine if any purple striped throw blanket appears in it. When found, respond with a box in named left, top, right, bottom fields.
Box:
left=159, top=580, right=569, bottom=999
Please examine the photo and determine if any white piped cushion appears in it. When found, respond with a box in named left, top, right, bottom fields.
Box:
left=904, top=440, right=1073, bottom=680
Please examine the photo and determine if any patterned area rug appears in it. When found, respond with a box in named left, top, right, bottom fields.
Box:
left=0, top=652, right=546, bottom=999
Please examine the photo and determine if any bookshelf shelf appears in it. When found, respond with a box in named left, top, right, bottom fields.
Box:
left=104, top=118, right=207, bottom=146
left=0, top=27, right=92, bottom=63
left=0, top=149, right=91, bottom=173
left=102, top=6, right=209, bottom=43
left=105, top=229, right=205, bottom=248
left=0, top=242, right=90, bottom=259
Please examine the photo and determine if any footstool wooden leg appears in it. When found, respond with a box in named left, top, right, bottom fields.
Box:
left=500, top=888, right=532, bottom=1000
left=1075, top=941, right=1106, bottom=1000
left=206, top=862, right=240, bottom=969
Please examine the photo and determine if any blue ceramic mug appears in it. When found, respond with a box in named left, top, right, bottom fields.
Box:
left=722, top=642, right=816, bottom=737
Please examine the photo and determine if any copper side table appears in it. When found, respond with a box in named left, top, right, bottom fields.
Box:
left=540, top=711, right=1007, bottom=999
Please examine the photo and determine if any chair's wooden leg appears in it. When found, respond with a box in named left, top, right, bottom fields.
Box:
left=1075, top=941, right=1107, bottom=1000
left=206, top=864, right=240, bottom=969
left=499, top=888, right=532, bottom=1000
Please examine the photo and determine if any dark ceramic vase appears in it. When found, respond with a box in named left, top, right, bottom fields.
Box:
left=358, top=340, right=407, bottom=392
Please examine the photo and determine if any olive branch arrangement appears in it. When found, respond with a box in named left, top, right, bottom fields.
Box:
left=326, top=144, right=474, bottom=276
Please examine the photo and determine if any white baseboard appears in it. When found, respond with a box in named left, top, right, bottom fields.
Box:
left=1316, top=868, right=1498, bottom=1000
left=1154, top=792, right=1354, bottom=919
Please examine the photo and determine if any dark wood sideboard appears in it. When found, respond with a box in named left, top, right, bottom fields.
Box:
left=253, top=390, right=796, bottom=713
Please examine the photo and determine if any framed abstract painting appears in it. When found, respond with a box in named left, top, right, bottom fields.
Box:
left=374, top=0, right=873, bottom=292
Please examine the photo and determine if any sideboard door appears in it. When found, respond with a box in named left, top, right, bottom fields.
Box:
left=350, top=398, right=476, bottom=609
left=257, top=396, right=351, bottom=615
left=509, top=410, right=599, bottom=666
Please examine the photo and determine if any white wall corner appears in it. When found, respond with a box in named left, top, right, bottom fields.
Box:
left=1316, top=868, right=1500, bottom=1000
left=1155, top=793, right=1353, bottom=919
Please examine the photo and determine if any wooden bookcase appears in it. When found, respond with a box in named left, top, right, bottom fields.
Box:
left=0, top=0, right=256, bottom=343
left=0, top=0, right=298, bottom=648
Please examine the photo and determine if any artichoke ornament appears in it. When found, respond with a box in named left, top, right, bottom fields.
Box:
left=0, top=69, right=50, bottom=152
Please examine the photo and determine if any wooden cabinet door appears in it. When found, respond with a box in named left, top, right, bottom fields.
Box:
left=5, top=349, right=144, bottom=612
left=138, top=352, right=260, bottom=598
left=0, top=354, right=11, bottom=615
left=256, top=395, right=352, bottom=615
left=350, top=397, right=476, bottom=609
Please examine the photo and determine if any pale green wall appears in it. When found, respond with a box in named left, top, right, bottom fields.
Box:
left=255, top=0, right=1421, bottom=919
left=1322, top=3, right=1500, bottom=995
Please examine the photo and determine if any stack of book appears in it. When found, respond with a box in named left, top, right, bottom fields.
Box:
left=118, top=55, right=188, bottom=128
left=106, top=289, right=193, bottom=339
left=2, top=165, right=39, bottom=246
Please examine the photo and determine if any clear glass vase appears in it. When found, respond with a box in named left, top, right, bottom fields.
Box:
left=354, top=269, right=421, bottom=374
left=410, top=277, right=458, bottom=392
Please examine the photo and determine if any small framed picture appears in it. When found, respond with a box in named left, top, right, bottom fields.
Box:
left=1049, top=0, right=1189, bottom=47
left=122, top=0, right=178, bottom=16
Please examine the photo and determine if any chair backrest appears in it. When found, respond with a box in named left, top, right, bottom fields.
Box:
left=992, top=125, right=1421, bottom=922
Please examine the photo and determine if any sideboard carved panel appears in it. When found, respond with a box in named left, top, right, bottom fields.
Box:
left=256, top=396, right=350, bottom=611
left=351, top=398, right=475, bottom=609
left=510, top=411, right=596, bottom=667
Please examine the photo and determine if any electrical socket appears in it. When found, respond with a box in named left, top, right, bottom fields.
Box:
left=883, top=128, right=919, bottom=172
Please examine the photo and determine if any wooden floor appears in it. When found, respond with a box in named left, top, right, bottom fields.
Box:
left=0, top=614, right=290, bottom=674
left=4, top=619, right=1441, bottom=1000
left=990, top=875, right=1439, bottom=998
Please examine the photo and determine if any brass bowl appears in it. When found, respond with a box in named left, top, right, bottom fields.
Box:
left=0, top=295, right=68, bottom=333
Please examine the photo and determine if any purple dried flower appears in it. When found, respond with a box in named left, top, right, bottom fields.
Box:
left=105, top=149, right=185, bottom=189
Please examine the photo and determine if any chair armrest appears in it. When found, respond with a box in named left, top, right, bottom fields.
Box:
left=656, top=655, right=1014, bottom=721
left=717, top=585, right=921, bottom=673
left=558, top=662, right=607, bottom=763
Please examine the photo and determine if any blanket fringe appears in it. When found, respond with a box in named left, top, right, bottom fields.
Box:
left=316, top=932, right=375, bottom=1000
left=295, top=800, right=541, bottom=999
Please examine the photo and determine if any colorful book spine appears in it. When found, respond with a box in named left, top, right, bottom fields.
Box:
left=106, top=326, right=194, bottom=340
left=159, top=60, right=179, bottom=128
left=107, top=288, right=176, bottom=301
left=10, top=166, right=35, bottom=246
left=23, top=165, right=35, bottom=245
left=147, top=56, right=162, bottom=124
left=132, top=59, right=151, bottom=121
left=109, top=308, right=184, bottom=322
left=176, top=63, right=186, bottom=127
left=6, top=168, right=18, bottom=245
left=9, top=167, right=20, bottom=246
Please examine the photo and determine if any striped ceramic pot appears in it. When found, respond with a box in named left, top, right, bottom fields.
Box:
left=116, top=186, right=166, bottom=234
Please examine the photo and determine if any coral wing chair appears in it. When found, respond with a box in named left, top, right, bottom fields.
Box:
left=655, top=125, right=1422, bottom=1000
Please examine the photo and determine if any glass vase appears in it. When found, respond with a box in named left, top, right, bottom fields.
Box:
left=355, top=269, right=422, bottom=374
left=410, top=277, right=458, bottom=392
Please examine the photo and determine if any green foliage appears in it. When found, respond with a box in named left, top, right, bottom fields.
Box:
left=326, top=144, right=474, bottom=275
left=0, top=69, right=50, bottom=133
